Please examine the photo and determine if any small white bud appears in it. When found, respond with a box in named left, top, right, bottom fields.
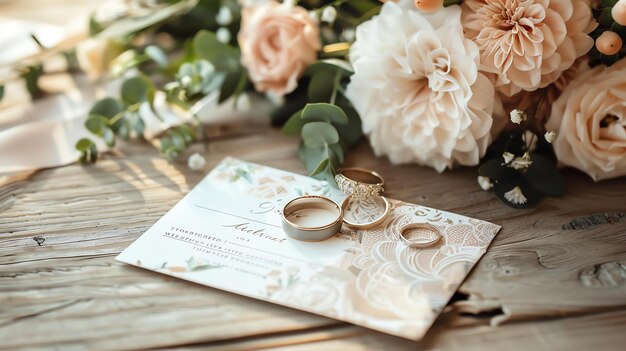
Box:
left=504, top=186, right=527, bottom=205
left=342, top=28, right=356, bottom=42
left=216, top=27, right=231, bottom=44
left=235, top=93, right=251, bottom=112
left=188, top=153, right=206, bottom=171
left=216, top=6, right=233, bottom=26
left=510, top=109, right=526, bottom=124
left=180, top=76, right=192, bottom=87
left=266, top=92, right=285, bottom=106
left=477, top=176, right=492, bottom=191
left=283, top=0, right=296, bottom=8
left=544, top=131, right=557, bottom=143
left=503, top=152, right=514, bottom=164
left=308, top=10, right=319, bottom=22
left=321, top=6, right=337, bottom=23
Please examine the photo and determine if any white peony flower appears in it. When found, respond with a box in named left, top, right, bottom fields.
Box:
left=509, top=109, right=525, bottom=124
left=544, top=131, right=556, bottom=143
left=188, top=153, right=206, bottom=171
left=216, top=27, right=231, bottom=43
left=477, top=176, right=492, bottom=191
left=346, top=2, right=498, bottom=172
left=502, top=152, right=514, bottom=164
left=321, top=6, right=337, bottom=23
left=504, top=186, right=527, bottom=205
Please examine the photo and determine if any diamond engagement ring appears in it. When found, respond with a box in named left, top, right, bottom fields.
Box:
left=335, top=168, right=385, bottom=200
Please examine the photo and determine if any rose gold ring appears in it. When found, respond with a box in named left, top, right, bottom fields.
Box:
left=399, top=223, right=442, bottom=248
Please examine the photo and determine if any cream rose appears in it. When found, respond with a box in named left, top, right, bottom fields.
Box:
left=546, top=59, right=626, bottom=181
left=346, top=2, right=498, bottom=172
left=462, top=0, right=595, bottom=97
left=76, top=38, right=124, bottom=80
left=238, top=1, right=320, bottom=97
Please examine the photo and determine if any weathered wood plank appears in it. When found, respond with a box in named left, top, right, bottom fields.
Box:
left=1, top=130, right=625, bottom=350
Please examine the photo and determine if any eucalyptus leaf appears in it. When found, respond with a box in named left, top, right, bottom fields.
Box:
left=145, top=45, right=169, bottom=67
left=90, top=98, right=124, bottom=119
left=601, top=0, right=618, bottom=7
left=75, top=138, right=94, bottom=152
left=307, top=69, right=336, bottom=102
left=281, top=110, right=304, bottom=135
left=22, top=65, right=43, bottom=100
left=193, top=30, right=240, bottom=72
left=219, top=69, right=247, bottom=103
left=302, top=122, right=339, bottom=147
left=301, top=103, right=349, bottom=125
left=310, top=158, right=330, bottom=176
left=85, top=115, right=109, bottom=135
left=0, top=85, right=4, bottom=102
left=121, top=75, right=154, bottom=105
left=103, top=127, right=116, bottom=147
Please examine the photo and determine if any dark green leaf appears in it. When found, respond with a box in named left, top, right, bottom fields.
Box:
left=523, top=153, right=564, bottom=197
left=601, top=0, right=619, bottom=7
left=85, top=115, right=109, bottom=135
left=121, top=75, right=154, bottom=105
left=307, top=69, right=336, bottom=102
left=328, top=143, right=344, bottom=165
left=611, top=22, right=626, bottom=37
left=103, top=127, right=116, bottom=147
left=302, top=122, right=339, bottom=147
left=301, top=103, right=349, bottom=125
left=22, top=65, right=43, bottom=100
left=0, top=85, right=4, bottom=102
left=90, top=98, right=124, bottom=119
left=599, top=8, right=615, bottom=28
left=219, top=69, right=247, bottom=103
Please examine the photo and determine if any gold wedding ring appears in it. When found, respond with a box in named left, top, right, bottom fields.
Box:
left=399, top=223, right=442, bottom=248
left=341, top=195, right=391, bottom=230
left=281, top=196, right=343, bottom=241
left=335, top=168, right=385, bottom=200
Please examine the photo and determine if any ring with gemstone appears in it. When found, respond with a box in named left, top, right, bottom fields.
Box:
left=334, top=168, right=384, bottom=200
left=399, top=223, right=442, bottom=248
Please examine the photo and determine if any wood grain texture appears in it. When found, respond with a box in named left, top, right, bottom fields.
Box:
left=1, top=130, right=625, bottom=350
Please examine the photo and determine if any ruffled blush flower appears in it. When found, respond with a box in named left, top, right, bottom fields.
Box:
left=346, top=2, right=498, bottom=172
left=462, top=0, right=595, bottom=97
left=546, top=59, right=626, bottom=181
left=238, top=1, right=320, bottom=96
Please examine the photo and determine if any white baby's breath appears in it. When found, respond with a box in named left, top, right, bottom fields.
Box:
left=477, top=176, right=492, bottom=191
left=282, top=0, right=296, bottom=8
left=308, top=10, right=318, bottom=22
left=188, top=153, right=206, bottom=171
left=321, top=6, right=337, bottom=23
left=510, top=154, right=533, bottom=170
left=216, top=27, right=231, bottom=43
left=510, top=109, right=526, bottom=124
left=216, top=6, right=233, bottom=25
left=341, top=28, right=356, bottom=42
left=503, top=152, right=514, bottom=164
left=544, top=131, right=557, bottom=143
left=504, top=186, right=527, bottom=205
left=235, top=93, right=251, bottom=111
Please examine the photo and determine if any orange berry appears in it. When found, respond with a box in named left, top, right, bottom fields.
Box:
left=612, top=0, right=626, bottom=26
left=596, top=31, right=623, bottom=56
left=414, top=0, right=444, bottom=12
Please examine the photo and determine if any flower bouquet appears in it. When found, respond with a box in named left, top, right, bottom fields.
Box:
left=5, top=0, right=625, bottom=208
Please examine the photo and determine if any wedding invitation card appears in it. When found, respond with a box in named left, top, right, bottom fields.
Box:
left=117, top=157, right=501, bottom=340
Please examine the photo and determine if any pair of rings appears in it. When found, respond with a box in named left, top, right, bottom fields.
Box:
left=281, top=168, right=390, bottom=241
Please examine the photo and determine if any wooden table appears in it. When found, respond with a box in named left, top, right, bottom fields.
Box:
left=1, top=128, right=625, bottom=350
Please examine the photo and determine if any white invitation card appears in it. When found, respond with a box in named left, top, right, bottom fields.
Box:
left=117, top=157, right=501, bottom=340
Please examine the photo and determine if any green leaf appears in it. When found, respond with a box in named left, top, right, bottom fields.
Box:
left=302, top=122, right=339, bottom=147
left=75, top=138, right=94, bottom=151
left=103, top=127, right=116, bottom=147
left=219, top=69, right=247, bottom=103
left=599, top=8, right=615, bottom=28
left=523, top=153, right=564, bottom=197
left=611, top=22, right=626, bottom=37
left=307, top=59, right=353, bottom=75
left=22, top=65, right=43, bottom=100
left=90, top=98, right=124, bottom=119
left=85, top=115, right=109, bottom=135
left=301, top=103, right=349, bottom=125
left=281, top=110, right=305, bottom=135
left=0, top=85, right=4, bottom=102
left=334, top=97, right=363, bottom=147
left=145, top=45, right=169, bottom=67
left=601, top=0, right=618, bottom=7
left=120, top=75, right=154, bottom=105
left=307, top=68, right=336, bottom=102
left=328, top=143, right=344, bottom=164
left=310, top=158, right=329, bottom=176
left=193, top=30, right=240, bottom=72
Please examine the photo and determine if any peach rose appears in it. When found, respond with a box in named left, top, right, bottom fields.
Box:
left=238, top=1, right=320, bottom=96
left=546, top=59, right=626, bottom=181
left=462, top=0, right=596, bottom=97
